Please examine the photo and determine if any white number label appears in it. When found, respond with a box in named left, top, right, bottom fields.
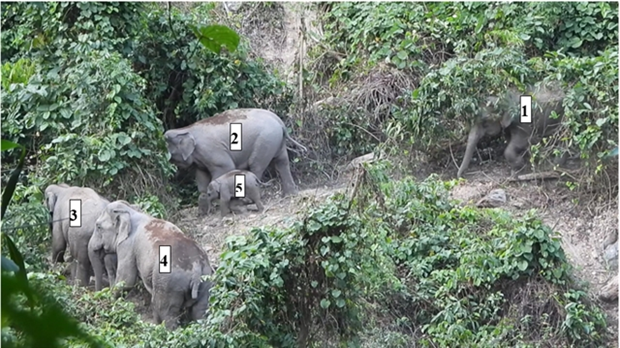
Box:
left=520, top=95, right=532, bottom=124
left=69, top=199, right=81, bottom=227
left=234, top=174, right=246, bottom=198
left=230, top=123, right=242, bottom=151
left=159, top=245, right=171, bottom=273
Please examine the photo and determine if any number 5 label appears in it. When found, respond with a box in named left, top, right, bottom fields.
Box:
left=69, top=199, right=81, bottom=227
left=230, top=123, right=242, bottom=151
left=235, top=174, right=246, bottom=198
left=520, top=95, right=532, bottom=124
left=159, top=245, right=171, bottom=273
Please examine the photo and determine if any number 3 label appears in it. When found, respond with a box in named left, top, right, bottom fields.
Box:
left=230, top=123, right=242, bottom=151
left=69, top=199, right=81, bottom=227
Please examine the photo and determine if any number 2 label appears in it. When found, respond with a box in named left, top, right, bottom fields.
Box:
left=230, top=123, right=242, bottom=151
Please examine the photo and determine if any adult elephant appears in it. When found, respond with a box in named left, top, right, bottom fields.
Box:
left=88, top=200, right=141, bottom=291
left=457, top=83, right=565, bottom=178
left=164, top=108, right=307, bottom=215
left=93, top=200, right=213, bottom=330
left=45, top=184, right=109, bottom=287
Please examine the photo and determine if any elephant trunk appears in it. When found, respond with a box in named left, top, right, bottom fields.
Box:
left=458, top=124, right=484, bottom=178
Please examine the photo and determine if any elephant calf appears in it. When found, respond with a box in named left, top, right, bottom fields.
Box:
left=45, top=184, right=110, bottom=287
left=205, top=170, right=265, bottom=217
left=93, top=201, right=213, bottom=330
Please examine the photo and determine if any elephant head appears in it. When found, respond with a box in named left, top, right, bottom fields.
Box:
left=457, top=93, right=518, bottom=178
left=95, top=202, right=134, bottom=254
left=164, top=130, right=197, bottom=169
left=204, top=181, right=221, bottom=215
left=44, top=183, right=70, bottom=232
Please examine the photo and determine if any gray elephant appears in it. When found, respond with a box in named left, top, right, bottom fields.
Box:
left=164, top=108, right=307, bottom=215
left=45, top=184, right=109, bottom=287
left=93, top=200, right=213, bottom=329
left=88, top=200, right=142, bottom=291
left=457, top=83, right=564, bottom=178
left=205, top=170, right=265, bottom=217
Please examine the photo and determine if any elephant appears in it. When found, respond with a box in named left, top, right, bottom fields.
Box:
left=205, top=170, right=265, bottom=217
left=45, top=184, right=109, bottom=287
left=457, top=83, right=565, bottom=178
left=94, top=200, right=213, bottom=329
left=88, top=200, right=141, bottom=291
left=164, top=108, right=307, bottom=215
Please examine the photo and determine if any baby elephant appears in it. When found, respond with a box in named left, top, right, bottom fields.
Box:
left=205, top=170, right=264, bottom=217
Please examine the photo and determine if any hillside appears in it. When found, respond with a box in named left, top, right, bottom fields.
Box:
left=1, top=2, right=618, bottom=347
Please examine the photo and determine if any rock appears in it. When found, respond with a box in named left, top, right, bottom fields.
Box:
left=476, top=189, right=507, bottom=208
left=599, top=275, right=618, bottom=303
left=604, top=241, right=618, bottom=270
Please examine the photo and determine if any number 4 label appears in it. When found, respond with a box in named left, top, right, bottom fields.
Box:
left=520, top=95, right=532, bottom=124
left=235, top=174, right=246, bottom=198
left=159, top=245, right=171, bottom=273
left=230, top=123, right=242, bottom=151
left=69, top=199, right=81, bottom=227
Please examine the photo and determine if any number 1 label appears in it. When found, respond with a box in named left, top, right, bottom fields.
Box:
left=69, top=199, right=81, bottom=227
left=159, top=245, right=171, bottom=273
left=234, top=174, right=246, bottom=198
left=230, top=123, right=242, bottom=151
left=520, top=95, right=532, bottom=124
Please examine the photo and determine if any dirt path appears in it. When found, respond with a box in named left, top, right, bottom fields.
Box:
left=171, top=161, right=617, bottom=344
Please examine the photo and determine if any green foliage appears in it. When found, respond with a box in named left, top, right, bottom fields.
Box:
left=134, top=4, right=293, bottom=131
left=207, top=194, right=391, bottom=346
left=38, top=163, right=607, bottom=347
left=1, top=140, right=100, bottom=348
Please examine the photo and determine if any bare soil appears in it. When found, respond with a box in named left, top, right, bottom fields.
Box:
left=163, top=157, right=620, bottom=345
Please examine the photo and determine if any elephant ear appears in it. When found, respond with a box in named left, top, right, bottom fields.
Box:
left=500, top=112, right=514, bottom=129
left=178, top=133, right=196, bottom=162
left=110, top=206, right=132, bottom=246
left=45, top=190, right=58, bottom=213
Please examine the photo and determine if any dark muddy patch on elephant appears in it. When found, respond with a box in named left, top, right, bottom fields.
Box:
left=193, top=109, right=251, bottom=126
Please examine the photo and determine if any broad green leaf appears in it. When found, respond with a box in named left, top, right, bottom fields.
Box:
left=320, top=299, right=331, bottom=309
left=189, top=24, right=240, bottom=54
left=0, top=140, right=20, bottom=152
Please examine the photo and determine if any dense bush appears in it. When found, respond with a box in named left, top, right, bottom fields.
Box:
left=9, top=163, right=607, bottom=347
left=133, top=4, right=293, bottom=131
left=312, top=1, right=618, bottom=189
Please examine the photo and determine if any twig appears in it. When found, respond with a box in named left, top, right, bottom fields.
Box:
left=508, top=171, right=561, bottom=182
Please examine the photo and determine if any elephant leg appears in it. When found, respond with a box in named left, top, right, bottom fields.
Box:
left=504, top=133, right=530, bottom=176
left=104, top=253, right=117, bottom=288
left=248, top=188, right=264, bottom=213
left=52, top=228, right=66, bottom=263
left=153, top=292, right=184, bottom=330
left=219, top=191, right=232, bottom=217
left=198, top=193, right=211, bottom=216
left=273, top=147, right=297, bottom=196
left=76, top=245, right=92, bottom=287
left=89, top=248, right=105, bottom=291
left=152, top=294, right=161, bottom=325
left=229, top=199, right=246, bottom=214
left=196, top=169, right=212, bottom=215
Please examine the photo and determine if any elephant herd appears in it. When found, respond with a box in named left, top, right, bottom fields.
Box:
left=44, top=87, right=565, bottom=329
left=44, top=108, right=308, bottom=330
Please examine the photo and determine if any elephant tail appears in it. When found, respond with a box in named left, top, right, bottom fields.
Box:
left=190, top=262, right=202, bottom=299
left=282, top=128, right=308, bottom=154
